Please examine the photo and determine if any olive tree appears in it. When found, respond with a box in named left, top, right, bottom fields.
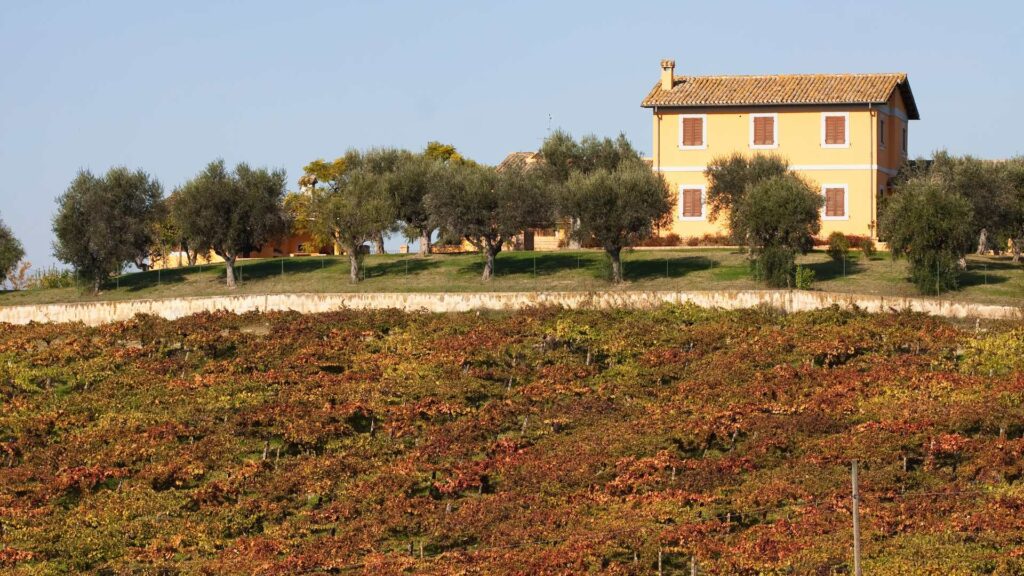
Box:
left=172, top=160, right=288, bottom=288
left=307, top=166, right=397, bottom=282
left=880, top=177, right=974, bottom=294
left=731, top=174, right=823, bottom=287
left=52, top=167, right=164, bottom=292
left=426, top=163, right=552, bottom=280
left=539, top=131, right=673, bottom=282
left=390, top=154, right=436, bottom=256
left=562, top=163, right=672, bottom=282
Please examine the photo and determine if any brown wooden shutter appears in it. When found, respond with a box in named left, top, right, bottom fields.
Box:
left=682, top=117, right=703, bottom=146
left=825, top=116, right=845, bottom=145
left=681, top=189, right=702, bottom=217
left=825, top=188, right=845, bottom=217
left=753, top=116, right=774, bottom=145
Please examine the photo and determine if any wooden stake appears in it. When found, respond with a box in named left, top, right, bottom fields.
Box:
left=852, top=460, right=863, bottom=576
left=657, top=548, right=663, bottom=576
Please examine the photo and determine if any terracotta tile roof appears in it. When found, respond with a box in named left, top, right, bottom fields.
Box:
left=641, top=73, right=919, bottom=119
left=496, top=151, right=541, bottom=172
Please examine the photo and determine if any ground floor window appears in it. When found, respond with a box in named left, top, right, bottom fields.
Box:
left=822, top=185, right=848, bottom=220
left=679, top=186, right=705, bottom=220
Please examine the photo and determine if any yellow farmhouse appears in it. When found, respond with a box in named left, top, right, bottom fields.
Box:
left=642, top=59, right=919, bottom=240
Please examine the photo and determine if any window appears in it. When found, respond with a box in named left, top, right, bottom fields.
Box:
left=901, top=126, right=908, bottom=155
left=821, top=113, right=849, bottom=147
left=750, top=113, right=777, bottom=148
left=679, top=114, right=706, bottom=149
left=879, top=118, right=886, bottom=148
left=679, top=186, right=705, bottom=220
left=822, top=185, right=848, bottom=220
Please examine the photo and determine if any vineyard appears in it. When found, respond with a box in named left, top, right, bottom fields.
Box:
left=2, top=306, right=1024, bottom=575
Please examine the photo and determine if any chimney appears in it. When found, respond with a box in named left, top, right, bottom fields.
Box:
left=660, top=59, right=676, bottom=91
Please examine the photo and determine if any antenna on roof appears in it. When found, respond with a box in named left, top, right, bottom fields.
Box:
left=547, top=114, right=552, bottom=133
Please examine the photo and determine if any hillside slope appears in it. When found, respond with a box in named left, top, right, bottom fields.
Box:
left=1, top=306, right=1023, bottom=574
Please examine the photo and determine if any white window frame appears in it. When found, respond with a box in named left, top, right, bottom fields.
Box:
left=678, top=114, right=707, bottom=150
left=749, top=113, right=778, bottom=149
left=821, top=184, right=849, bottom=221
left=820, top=112, right=850, bottom=148
left=678, top=184, right=706, bottom=221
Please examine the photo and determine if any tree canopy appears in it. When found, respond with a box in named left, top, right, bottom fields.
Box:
left=52, top=167, right=164, bottom=292
left=704, top=153, right=790, bottom=237
left=912, top=152, right=1024, bottom=259
left=171, top=160, right=288, bottom=288
left=0, top=218, right=26, bottom=288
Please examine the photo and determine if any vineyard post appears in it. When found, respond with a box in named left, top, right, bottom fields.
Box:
left=690, top=555, right=697, bottom=575
left=657, top=547, right=663, bottom=576
left=281, top=258, right=284, bottom=278
left=852, top=460, right=862, bottom=576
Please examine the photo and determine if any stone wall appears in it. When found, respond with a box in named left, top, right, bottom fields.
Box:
left=0, top=291, right=1020, bottom=326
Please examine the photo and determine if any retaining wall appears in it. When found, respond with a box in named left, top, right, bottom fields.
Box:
left=0, top=291, right=1020, bottom=326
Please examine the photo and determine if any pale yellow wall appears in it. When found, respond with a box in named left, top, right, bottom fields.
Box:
left=651, top=99, right=908, bottom=241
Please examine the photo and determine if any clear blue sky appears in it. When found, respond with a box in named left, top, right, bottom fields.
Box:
left=2, top=0, right=1022, bottom=268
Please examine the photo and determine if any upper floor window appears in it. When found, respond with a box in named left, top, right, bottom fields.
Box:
left=679, top=114, right=706, bottom=149
left=750, top=113, right=777, bottom=148
left=879, top=118, right=886, bottom=148
left=821, top=112, right=849, bottom=148
left=901, top=126, right=908, bottom=155
left=679, top=186, right=705, bottom=220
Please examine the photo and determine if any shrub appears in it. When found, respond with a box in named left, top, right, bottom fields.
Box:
left=638, top=233, right=682, bottom=247
left=683, top=233, right=734, bottom=247
left=826, top=232, right=850, bottom=261
left=795, top=265, right=815, bottom=289
left=34, top=268, right=77, bottom=289
left=860, top=237, right=877, bottom=257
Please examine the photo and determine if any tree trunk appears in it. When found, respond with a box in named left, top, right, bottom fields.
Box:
left=977, top=228, right=988, bottom=255
left=419, top=230, right=431, bottom=257
left=608, top=246, right=623, bottom=283
left=482, top=241, right=501, bottom=281
left=91, top=275, right=102, bottom=294
left=374, top=232, right=386, bottom=255
left=1013, top=235, right=1022, bottom=263
left=348, top=250, right=360, bottom=282
left=224, top=256, right=237, bottom=288
left=187, top=249, right=197, bottom=267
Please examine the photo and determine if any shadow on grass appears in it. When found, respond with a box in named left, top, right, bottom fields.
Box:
left=959, top=261, right=1013, bottom=288
left=456, top=253, right=606, bottom=278
left=360, top=257, right=443, bottom=279
left=805, top=255, right=865, bottom=282
left=114, top=267, right=191, bottom=292
left=622, top=255, right=718, bottom=281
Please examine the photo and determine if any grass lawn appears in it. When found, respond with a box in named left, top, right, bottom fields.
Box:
left=1, top=248, right=1022, bottom=306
